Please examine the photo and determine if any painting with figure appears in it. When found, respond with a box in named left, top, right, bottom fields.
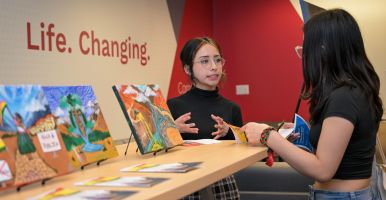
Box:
left=113, top=84, right=183, bottom=154
left=43, top=86, right=118, bottom=168
left=0, top=85, right=72, bottom=191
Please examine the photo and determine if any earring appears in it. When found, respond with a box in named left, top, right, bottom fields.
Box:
left=184, top=65, right=191, bottom=75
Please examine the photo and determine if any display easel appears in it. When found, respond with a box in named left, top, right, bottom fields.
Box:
left=80, top=158, right=107, bottom=170
left=124, top=132, right=170, bottom=156
left=124, top=132, right=135, bottom=156
left=16, top=177, right=52, bottom=192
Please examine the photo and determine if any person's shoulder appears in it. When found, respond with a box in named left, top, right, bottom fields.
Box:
left=219, top=95, right=241, bottom=109
left=167, top=96, right=181, bottom=105
left=328, top=85, right=365, bottom=107
left=330, top=85, right=362, bottom=99
left=167, top=92, right=190, bottom=105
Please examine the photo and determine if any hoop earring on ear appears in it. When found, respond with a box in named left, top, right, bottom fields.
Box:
left=184, top=65, right=191, bottom=75
left=220, top=70, right=226, bottom=82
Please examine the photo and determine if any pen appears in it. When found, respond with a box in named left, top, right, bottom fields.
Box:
left=277, top=121, right=285, bottom=130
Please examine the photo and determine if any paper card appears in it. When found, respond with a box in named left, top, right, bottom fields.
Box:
left=74, top=176, right=167, bottom=187
left=182, top=141, right=203, bottom=147
left=0, top=160, right=12, bottom=182
left=121, top=162, right=201, bottom=173
left=28, top=187, right=136, bottom=200
left=37, top=130, right=62, bottom=152
left=278, top=128, right=294, bottom=139
left=229, top=125, right=247, bottom=144
left=184, top=139, right=221, bottom=145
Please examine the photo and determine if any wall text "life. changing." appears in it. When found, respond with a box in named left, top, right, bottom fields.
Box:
left=26, top=22, right=150, bottom=66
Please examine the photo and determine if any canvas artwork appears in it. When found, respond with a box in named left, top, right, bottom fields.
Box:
left=43, top=86, right=118, bottom=168
left=0, top=85, right=72, bottom=191
left=113, top=84, right=183, bottom=154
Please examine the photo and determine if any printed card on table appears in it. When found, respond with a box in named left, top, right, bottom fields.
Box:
left=183, top=139, right=221, bottom=146
left=75, top=176, right=167, bottom=188
left=28, top=187, right=136, bottom=200
left=121, top=162, right=202, bottom=173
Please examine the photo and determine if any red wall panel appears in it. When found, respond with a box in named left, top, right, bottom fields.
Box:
left=168, top=0, right=309, bottom=123
left=213, top=0, right=309, bottom=122
left=167, top=0, right=214, bottom=99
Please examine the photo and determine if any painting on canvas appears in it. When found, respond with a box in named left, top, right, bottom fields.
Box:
left=0, top=85, right=71, bottom=190
left=43, top=86, right=118, bottom=167
left=113, top=84, right=183, bottom=154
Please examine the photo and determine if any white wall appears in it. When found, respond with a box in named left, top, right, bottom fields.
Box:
left=0, top=0, right=177, bottom=140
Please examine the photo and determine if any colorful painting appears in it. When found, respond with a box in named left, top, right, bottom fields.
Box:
left=0, top=85, right=72, bottom=191
left=113, top=84, right=183, bottom=154
left=43, top=86, right=118, bottom=167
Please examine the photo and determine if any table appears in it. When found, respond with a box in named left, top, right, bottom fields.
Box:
left=0, top=141, right=267, bottom=200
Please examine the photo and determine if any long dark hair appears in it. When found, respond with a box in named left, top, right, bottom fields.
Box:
left=180, top=37, right=223, bottom=83
left=302, top=9, right=383, bottom=122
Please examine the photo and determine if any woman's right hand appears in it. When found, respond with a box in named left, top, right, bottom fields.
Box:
left=241, top=122, right=270, bottom=146
left=174, top=112, right=199, bottom=134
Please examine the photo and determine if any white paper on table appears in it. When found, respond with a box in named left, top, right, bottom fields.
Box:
left=184, top=139, right=222, bottom=145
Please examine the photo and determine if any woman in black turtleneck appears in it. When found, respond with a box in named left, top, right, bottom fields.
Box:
left=168, top=86, right=242, bottom=140
left=167, top=37, right=242, bottom=200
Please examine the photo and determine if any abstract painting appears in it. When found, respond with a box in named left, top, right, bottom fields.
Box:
left=113, top=84, right=183, bottom=154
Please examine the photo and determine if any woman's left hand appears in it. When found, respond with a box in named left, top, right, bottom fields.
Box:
left=211, top=114, right=230, bottom=140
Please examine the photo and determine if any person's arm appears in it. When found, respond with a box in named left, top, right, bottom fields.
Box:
left=243, top=116, right=353, bottom=182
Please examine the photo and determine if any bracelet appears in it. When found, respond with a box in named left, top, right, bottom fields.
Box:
left=260, top=127, right=276, bottom=167
left=260, top=127, right=276, bottom=146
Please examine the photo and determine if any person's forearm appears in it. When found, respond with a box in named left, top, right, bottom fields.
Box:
left=267, top=131, right=334, bottom=182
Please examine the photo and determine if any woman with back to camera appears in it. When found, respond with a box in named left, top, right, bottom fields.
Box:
left=242, top=9, right=383, bottom=199
left=167, top=37, right=242, bottom=199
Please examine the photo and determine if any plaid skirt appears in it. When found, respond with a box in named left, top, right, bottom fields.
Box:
left=181, top=175, right=240, bottom=200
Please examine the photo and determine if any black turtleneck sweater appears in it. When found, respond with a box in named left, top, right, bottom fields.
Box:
left=167, top=87, right=243, bottom=140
